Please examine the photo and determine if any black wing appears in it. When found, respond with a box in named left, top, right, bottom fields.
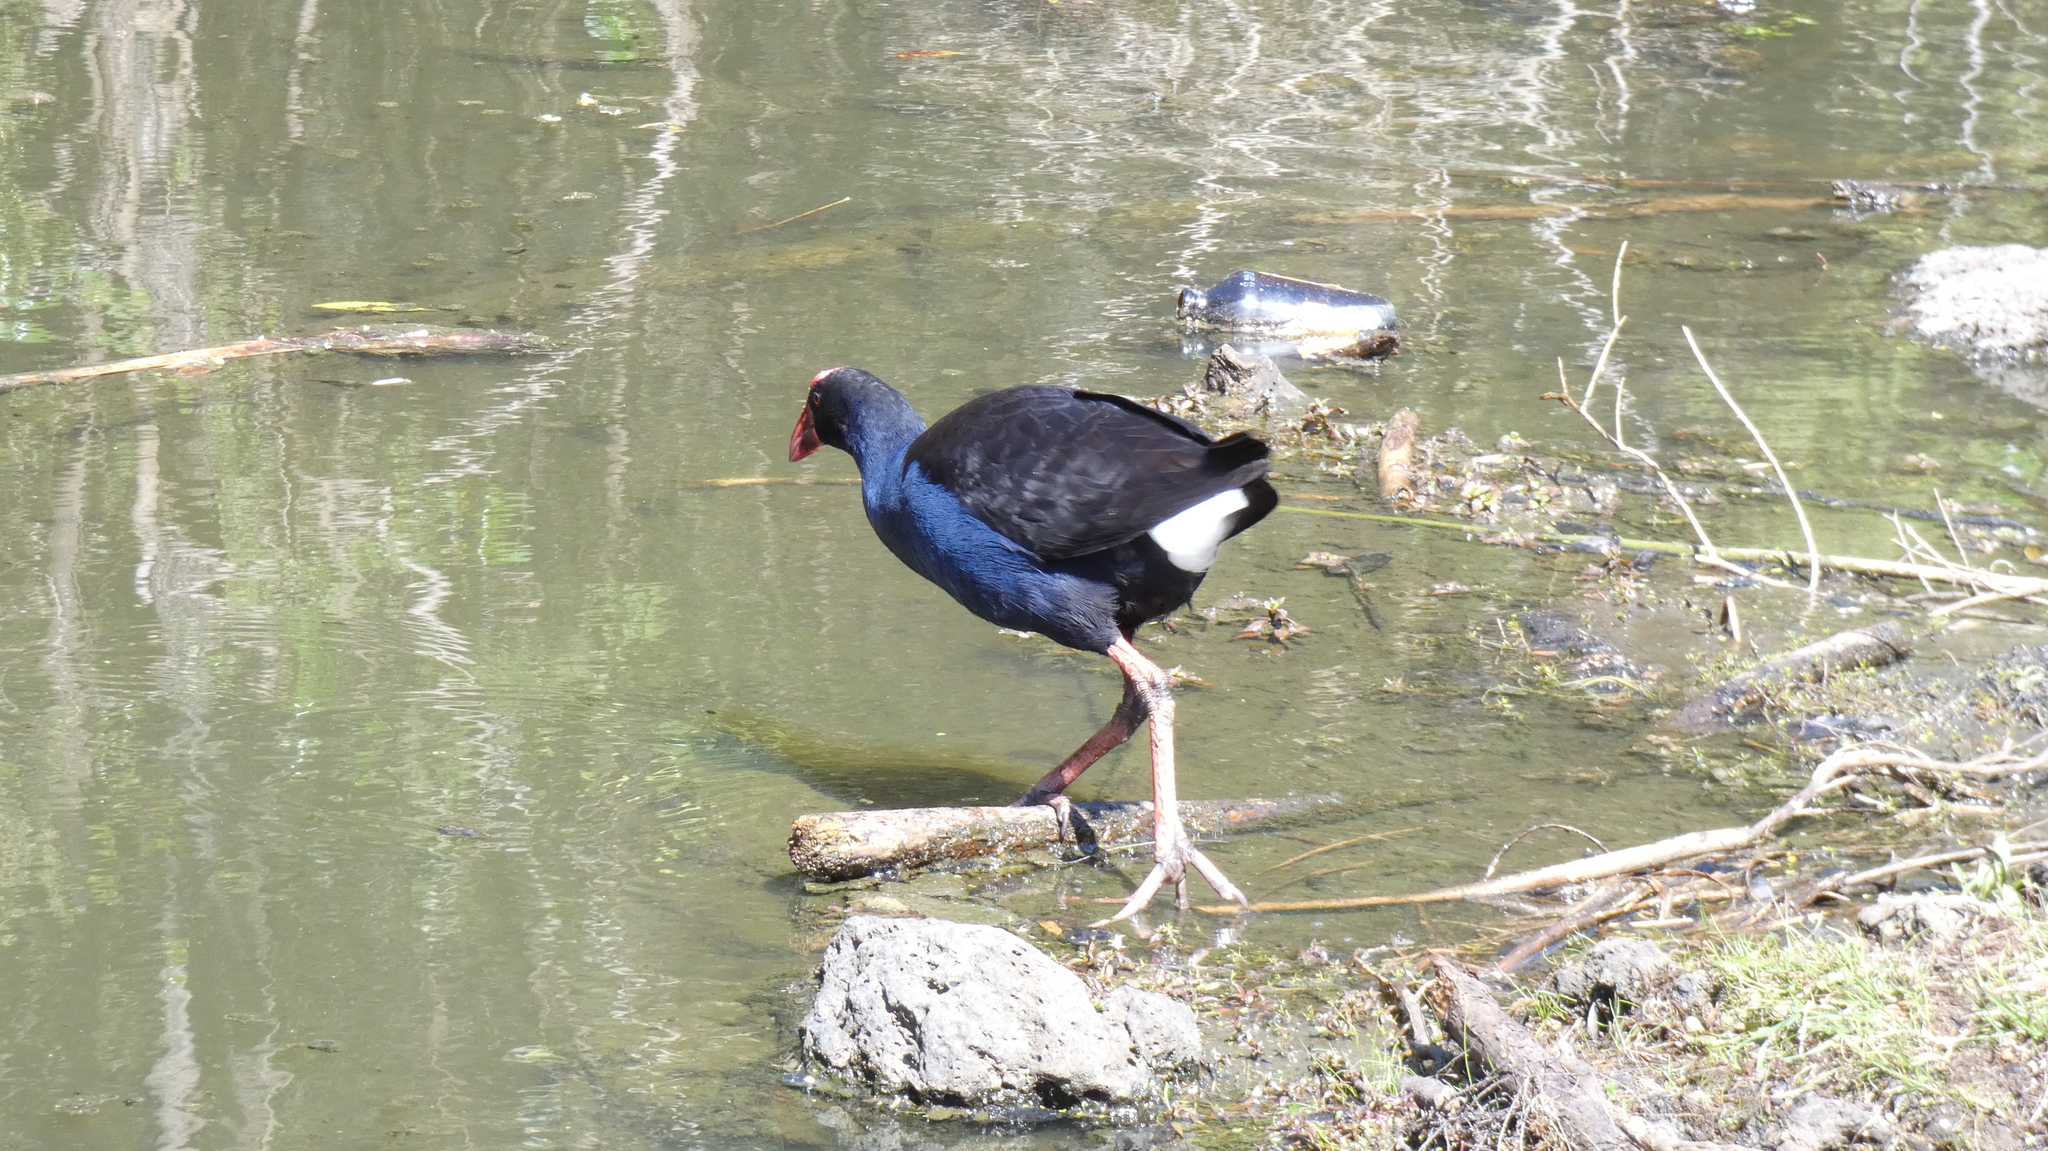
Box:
left=903, top=386, right=1271, bottom=561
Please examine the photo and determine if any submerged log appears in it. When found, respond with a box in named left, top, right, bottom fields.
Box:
left=0, top=326, right=547, bottom=392
left=1379, top=407, right=1419, bottom=497
left=789, top=796, right=1334, bottom=881
left=1296, top=194, right=1831, bottom=226
left=1671, top=620, right=1913, bottom=730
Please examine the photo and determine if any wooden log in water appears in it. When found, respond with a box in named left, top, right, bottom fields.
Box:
left=789, top=796, right=1334, bottom=881
left=1295, top=193, right=1832, bottom=226
left=0, top=326, right=548, bottom=393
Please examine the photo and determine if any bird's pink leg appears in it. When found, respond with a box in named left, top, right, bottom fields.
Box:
left=1012, top=680, right=1145, bottom=850
left=1095, top=638, right=1247, bottom=925
left=1013, top=679, right=1145, bottom=806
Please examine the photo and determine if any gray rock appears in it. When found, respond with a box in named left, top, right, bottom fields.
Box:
left=1551, top=938, right=1710, bottom=1010
left=800, top=916, right=1202, bottom=1107
left=1102, top=985, right=1202, bottom=1073
left=1401, top=1074, right=1460, bottom=1110
left=1770, top=1094, right=1896, bottom=1151
left=1855, top=893, right=1994, bottom=944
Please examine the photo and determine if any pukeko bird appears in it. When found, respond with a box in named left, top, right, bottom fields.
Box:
left=789, top=367, right=1278, bottom=921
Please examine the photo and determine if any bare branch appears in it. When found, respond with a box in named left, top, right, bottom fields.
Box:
left=1684, top=326, right=1823, bottom=596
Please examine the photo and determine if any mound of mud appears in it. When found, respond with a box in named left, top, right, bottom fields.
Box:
left=1898, top=244, right=2048, bottom=406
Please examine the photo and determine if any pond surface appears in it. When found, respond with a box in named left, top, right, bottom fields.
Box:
left=0, top=0, right=2044, bottom=1146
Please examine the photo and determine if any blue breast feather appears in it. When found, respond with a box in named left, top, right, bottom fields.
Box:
left=863, top=459, right=1117, bottom=649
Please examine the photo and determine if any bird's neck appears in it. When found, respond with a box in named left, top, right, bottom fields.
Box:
left=839, top=391, right=927, bottom=485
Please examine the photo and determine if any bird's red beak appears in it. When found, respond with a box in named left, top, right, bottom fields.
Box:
left=789, top=404, right=822, bottom=462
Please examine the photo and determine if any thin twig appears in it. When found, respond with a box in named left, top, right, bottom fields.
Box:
left=1494, top=881, right=1651, bottom=972
left=1483, top=824, right=1609, bottom=880
left=1610, top=240, right=1627, bottom=324
left=1693, top=551, right=1811, bottom=594
left=1933, top=488, right=1976, bottom=572
left=1544, top=249, right=1722, bottom=558
left=1255, top=825, right=1427, bottom=876
left=738, top=196, right=851, bottom=234
left=1684, top=325, right=1822, bottom=597
left=1551, top=354, right=1719, bottom=555
left=1260, top=836, right=1368, bottom=875
left=1835, top=842, right=2048, bottom=889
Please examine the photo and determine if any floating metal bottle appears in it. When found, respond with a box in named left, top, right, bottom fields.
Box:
left=1176, top=270, right=1397, bottom=362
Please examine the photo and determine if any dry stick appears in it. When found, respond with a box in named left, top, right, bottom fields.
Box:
left=1610, top=239, right=1627, bottom=325
left=1583, top=240, right=1629, bottom=428
left=1683, top=326, right=1822, bottom=598
left=1762, top=839, right=2048, bottom=925
left=1494, top=881, right=1649, bottom=973
left=1903, top=504, right=2044, bottom=616
left=1833, top=841, right=2048, bottom=889
left=1196, top=825, right=1766, bottom=914
left=737, top=196, right=851, bottom=234
left=1933, top=488, right=1976, bottom=573
left=1549, top=356, right=1720, bottom=558
left=1546, top=246, right=1722, bottom=561
left=1195, top=742, right=2035, bottom=915
left=1260, top=835, right=1370, bottom=875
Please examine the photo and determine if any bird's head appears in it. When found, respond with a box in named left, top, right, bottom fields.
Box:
left=789, top=367, right=911, bottom=462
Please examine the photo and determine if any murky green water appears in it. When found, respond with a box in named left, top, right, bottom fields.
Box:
left=1, top=0, right=2043, bottom=1145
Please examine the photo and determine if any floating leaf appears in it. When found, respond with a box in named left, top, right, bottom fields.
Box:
left=312, top=301, right=432, bottom=314
left=894, top=49, right=962, bottom=58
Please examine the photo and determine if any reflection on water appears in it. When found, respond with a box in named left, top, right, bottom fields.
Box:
left=0, top=0, right=2043, bottom=1145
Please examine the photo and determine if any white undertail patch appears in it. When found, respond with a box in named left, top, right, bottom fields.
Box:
left=1147, top=488, right=1250, bottom=572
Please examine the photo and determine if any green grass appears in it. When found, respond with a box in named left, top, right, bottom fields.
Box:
left=1692, top=930, right=1945, bottom=1095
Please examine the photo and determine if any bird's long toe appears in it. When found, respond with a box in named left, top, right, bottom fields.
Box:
left=1187, top=846, right=1248, bottom=907
left=1096, top=863, right=1176, bottom=926
left=1093, top=835, right=1246, bottom=925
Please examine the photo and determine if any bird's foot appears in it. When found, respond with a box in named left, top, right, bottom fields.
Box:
left=1093, top=836, right=1247, bottom=926
left=1044, top=794, right=1076, bottom=847
left=1013, top=791, right=1087, bottom=856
